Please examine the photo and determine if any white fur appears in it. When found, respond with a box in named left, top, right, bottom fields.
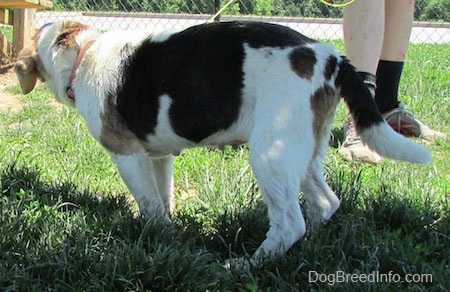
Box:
left=37, top=23, right=100, bottom=106
left=18, top=22, right=432, bottom=266
left=87, top=37, right=327, bottom=260
left=360, top=122, right=432, bottom=164
left=111, top=151, right=172, bottom=224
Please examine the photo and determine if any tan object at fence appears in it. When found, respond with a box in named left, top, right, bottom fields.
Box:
left=0, top=0, right=52, bottom=9
left=0, top=0, right=52, bottom=57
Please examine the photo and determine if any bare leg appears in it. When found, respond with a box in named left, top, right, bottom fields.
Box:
left=381, top=0, right=414, bottom=62
left=343, top=0, right=384, bottom=74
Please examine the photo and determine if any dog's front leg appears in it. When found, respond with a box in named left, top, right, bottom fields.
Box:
left=110, top=151, right=171, bottom=223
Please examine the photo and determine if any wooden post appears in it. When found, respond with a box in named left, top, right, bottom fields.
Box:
left=0, top=9, right=7, bottom=56
left=12, top=8, right=35, bottom=55
left=0, top=9, right=9, bottom=23
left=0, top=31, right=8, bottom=57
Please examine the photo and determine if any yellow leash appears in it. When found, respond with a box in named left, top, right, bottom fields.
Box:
left=208, top=0, right=236, bottom=22
left=320, top=0, right=356, bottom=8
left=208, top=0, right=354, bottom=23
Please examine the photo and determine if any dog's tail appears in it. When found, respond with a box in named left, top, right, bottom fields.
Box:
left=336, top=57, right=432, bottom=164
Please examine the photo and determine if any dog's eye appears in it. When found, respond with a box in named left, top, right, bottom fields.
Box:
left=55, top=33, right=70, bottom=46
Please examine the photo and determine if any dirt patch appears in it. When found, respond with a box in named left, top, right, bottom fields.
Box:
left=0, top=64, right=23, bottom=113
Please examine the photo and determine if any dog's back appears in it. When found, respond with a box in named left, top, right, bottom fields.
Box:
left=105, top=21, right=431, bottom=164
left=112, top=21, right=318, bottom=143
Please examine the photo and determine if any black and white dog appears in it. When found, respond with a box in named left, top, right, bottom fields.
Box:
left=15, top=21, right=431, bottom=262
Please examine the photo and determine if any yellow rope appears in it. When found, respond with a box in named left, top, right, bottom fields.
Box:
left=320, top=0, right=356, bottom=8
left=208, top=0, right=354, bottom=23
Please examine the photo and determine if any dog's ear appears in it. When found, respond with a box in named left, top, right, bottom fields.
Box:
left=14, top=47, right=44, bottom=94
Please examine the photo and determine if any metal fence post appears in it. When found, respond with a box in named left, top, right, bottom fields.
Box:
left=214, top=0, right=221, bottom=22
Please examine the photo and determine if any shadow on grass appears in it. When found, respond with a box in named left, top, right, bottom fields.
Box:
left=0, top=162, right=236, bottom=291
left=0, top=161, right=266, bottom=255
left=0, top=161, right=135, bottom=220
left=1, top=161, right=447, bottom=290
left=174, top=200, right=269, bottom=260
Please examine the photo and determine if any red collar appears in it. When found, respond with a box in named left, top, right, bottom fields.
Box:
left=66, top=40, right=95, bottom=100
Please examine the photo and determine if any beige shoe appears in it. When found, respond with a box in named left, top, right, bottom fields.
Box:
left=338, top=119, right=383, bottom=165
left=382, top=102, right=447, bottom=141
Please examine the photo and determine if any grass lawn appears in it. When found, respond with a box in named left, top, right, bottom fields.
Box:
left=0, top=42, right=449, bottom=291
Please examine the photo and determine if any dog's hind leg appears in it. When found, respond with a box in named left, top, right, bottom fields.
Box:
left=302, top=154, right=340, bottom=225
left=249, top=130, right=314, bottom=260
left=111, top=151, right=171, bottom=223
left=304, top=83, right=340, bottom=225
left=151, top=155, right=175, bottom=215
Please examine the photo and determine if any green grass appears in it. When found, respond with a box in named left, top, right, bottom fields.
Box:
left=1, top=42, right=449, bottom=291
left=0, top=25, right=13, bottom=41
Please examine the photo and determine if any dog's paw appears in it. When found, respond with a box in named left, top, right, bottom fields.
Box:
left=163, top=214, right=173, bottom=225
left=133, top=210, right=173, bottom=225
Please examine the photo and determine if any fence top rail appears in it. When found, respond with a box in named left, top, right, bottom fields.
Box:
left=82, top=11, right=450, bottom=28
left=34, top=11, right=450, bottom=44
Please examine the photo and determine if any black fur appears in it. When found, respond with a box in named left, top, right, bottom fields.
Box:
left=336, top=58, right=384, bottom=131
left=113, top=21, right=316, bottom=142
left=324, top=55, right=338, bottom=80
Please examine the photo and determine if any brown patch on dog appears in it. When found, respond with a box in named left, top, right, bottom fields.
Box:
left=289, top=46, right=317, bottom=81
left=55, top=21, right=89, bottom=49
left=310, top=84, right=339, bottom=153
left=100, top=100, right=143, bottom=155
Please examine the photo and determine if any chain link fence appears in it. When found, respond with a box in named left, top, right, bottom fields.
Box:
left=35, top=0, right=450, bottom=44
left=31, top=0, right=450, bottom=44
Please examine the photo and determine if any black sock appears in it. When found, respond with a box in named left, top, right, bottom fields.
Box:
left=374, top=60, right=403, bottom=113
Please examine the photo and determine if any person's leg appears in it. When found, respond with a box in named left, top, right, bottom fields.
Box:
left=374, top=0, right=414, bottom=113
left=380, top=0, right=414, bottom=61
left=340, top=0, right=384, bottom=164
left=378, top=0, right=446, bottom=139
left=344, top=0, right=384, bottom=95
left=343, top=0, right=384, bottom=75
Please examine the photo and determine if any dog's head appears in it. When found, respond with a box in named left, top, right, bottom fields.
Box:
left=14, top=21, right=94, bottom=106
